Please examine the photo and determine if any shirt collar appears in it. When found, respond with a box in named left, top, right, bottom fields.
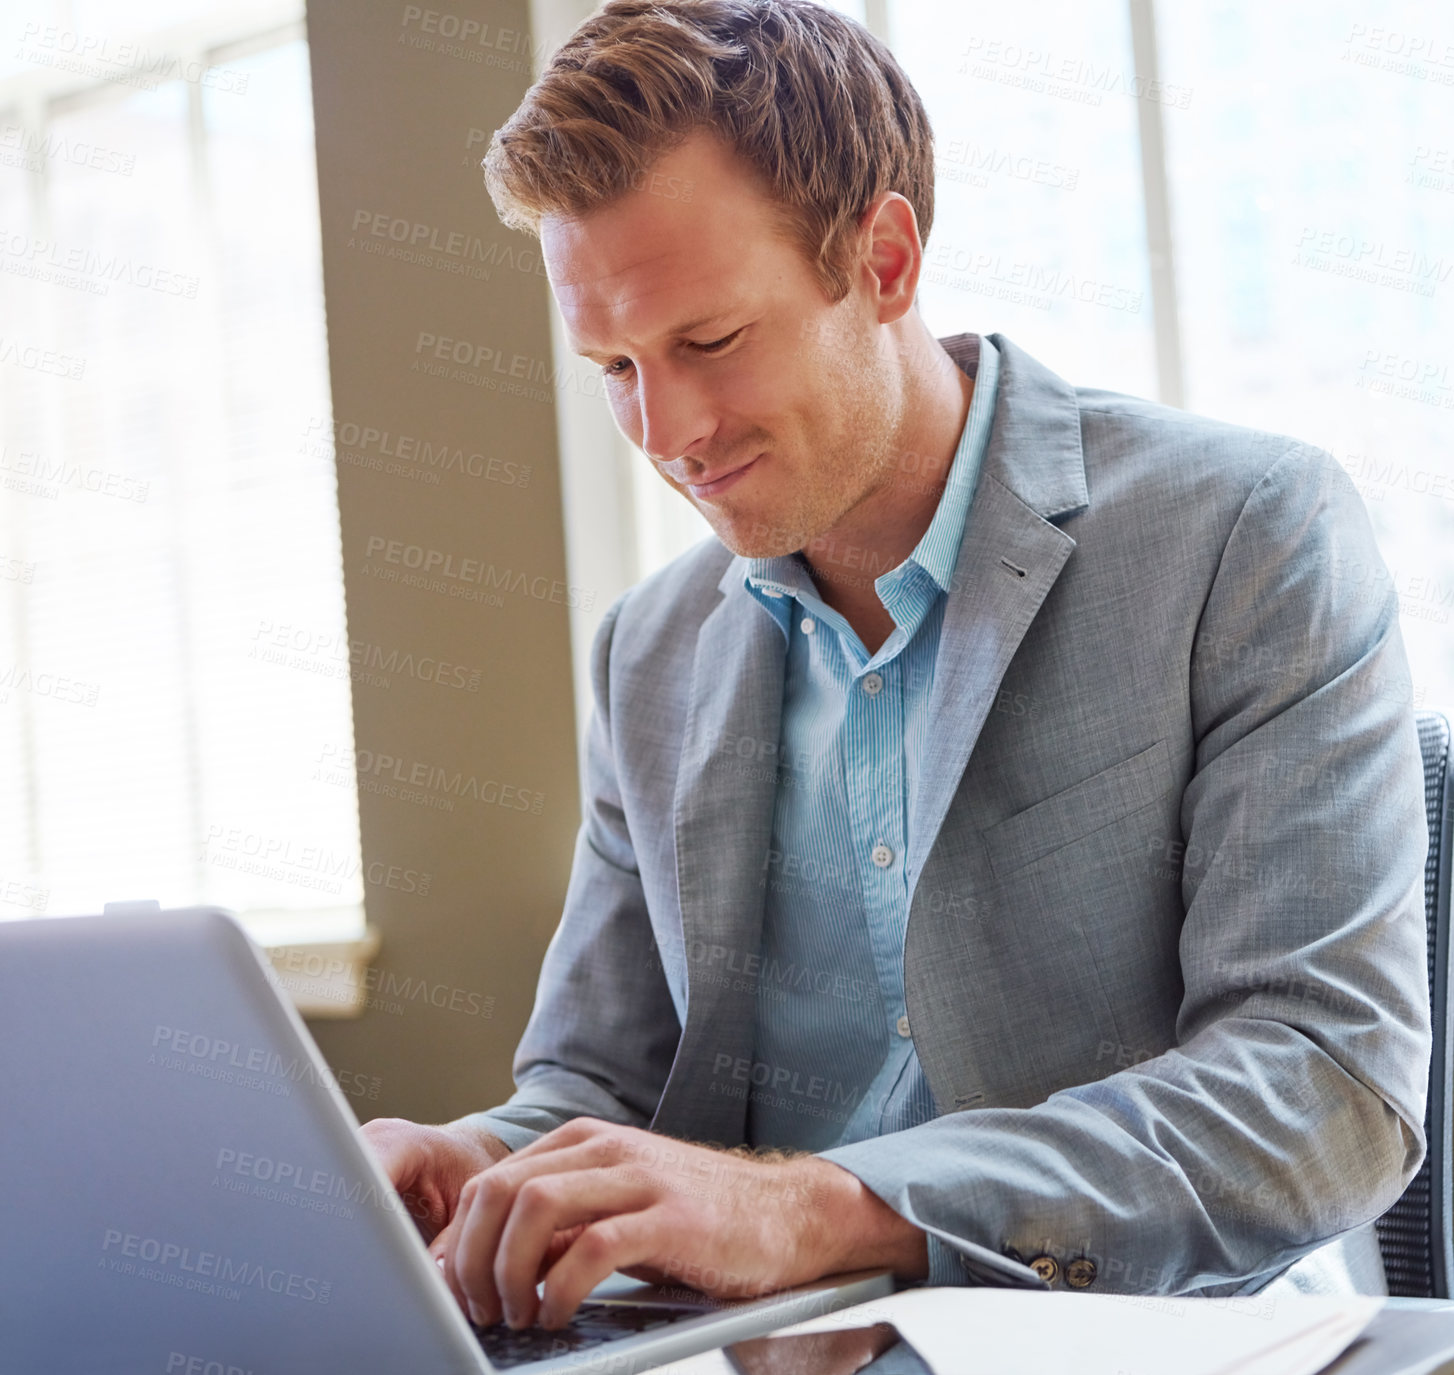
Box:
left=744, top=334, right=1001, bottom=634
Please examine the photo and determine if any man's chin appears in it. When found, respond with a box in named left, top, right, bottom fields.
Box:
left=688, top=490, right=823, bottom=559
left=708, top=519, right=805, bottom=561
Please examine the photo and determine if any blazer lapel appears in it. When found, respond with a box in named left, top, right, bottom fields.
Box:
left=907, top=334, right=1090, bottom=883
left=652, top=569, right=785, bottom=1145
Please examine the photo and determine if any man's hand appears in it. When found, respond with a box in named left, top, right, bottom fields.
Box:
left=360, top=1117, right=511, bottom=1248
left=434, top=1118, right=928, bottom=1331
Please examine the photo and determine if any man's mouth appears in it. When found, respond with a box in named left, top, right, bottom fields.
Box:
left=686, top=455, right=760, bottom=499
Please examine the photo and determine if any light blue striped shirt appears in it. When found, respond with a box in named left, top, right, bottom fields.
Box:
left=741, top=334, right=1000, bottom=1154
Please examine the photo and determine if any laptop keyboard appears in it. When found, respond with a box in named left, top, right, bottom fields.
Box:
left=474, top=1300, right=705, bottom=1368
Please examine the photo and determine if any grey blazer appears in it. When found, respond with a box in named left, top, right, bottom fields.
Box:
left=472, top=333, right=1431, bottom=1296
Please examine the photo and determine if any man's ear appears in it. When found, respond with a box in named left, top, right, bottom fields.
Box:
left=858, top=191, right=923, bottom=326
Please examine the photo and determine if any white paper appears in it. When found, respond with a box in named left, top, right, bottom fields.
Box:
left=653, top=1289, right=1381, bottom=1375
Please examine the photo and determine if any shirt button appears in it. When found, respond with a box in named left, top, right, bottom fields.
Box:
left=862, top=672, right=883, bottom=696
left=896, top=1014, right=911, bottom=1038
left=800, top=616, right=815, bottom=635
left=1066, top=1258, right=1098, bottom=1289
left=871, top=843, right=893, bottom=868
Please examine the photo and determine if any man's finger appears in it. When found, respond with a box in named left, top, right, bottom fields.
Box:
left=496, top=1173, right=659, bottom=1327
left=444, top=1134, right=658, bottom=1324
left=435, top=1215, right=581, bottom=1313
left=496, top=1118, right=627, bottom=1166
left=432, top=1214, right=473, bottom=1319
left=538, top=1224, right=587, bottom=1278
left=537, top=1212, right=669, bottom=1329
left=457, top=1169, right=653, bottom=1328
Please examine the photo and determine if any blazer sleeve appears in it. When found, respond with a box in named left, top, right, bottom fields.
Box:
left=818, top=443, right=1433, bottom=1293
left=459, top=592, right=684, bottom=1153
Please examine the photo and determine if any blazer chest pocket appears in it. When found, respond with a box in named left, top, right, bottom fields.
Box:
left=984, top=739, right=1171, bottom=879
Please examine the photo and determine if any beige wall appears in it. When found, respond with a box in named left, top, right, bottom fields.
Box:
left=303, top=0, right=582, bottom=1125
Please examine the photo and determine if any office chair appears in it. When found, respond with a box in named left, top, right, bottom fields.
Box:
left=1376, top=710, right=1454, bottom=1297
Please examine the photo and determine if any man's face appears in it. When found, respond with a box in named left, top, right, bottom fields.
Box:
left=541, top=133, right=905, bottom=559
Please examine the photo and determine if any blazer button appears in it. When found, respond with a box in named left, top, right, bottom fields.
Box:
left=1028, top=1254, right=1060, bottom=1286
left=1066, top=1257, right=1097, bottom=1289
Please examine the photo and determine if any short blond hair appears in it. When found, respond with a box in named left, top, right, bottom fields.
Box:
left=483, top=0, right=935, bottom=302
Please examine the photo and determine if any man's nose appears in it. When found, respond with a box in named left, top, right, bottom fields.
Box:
left=635, top=364, right=716, bottom=467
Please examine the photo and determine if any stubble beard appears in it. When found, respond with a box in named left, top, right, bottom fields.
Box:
left=702, top=356, right=904, bottom=561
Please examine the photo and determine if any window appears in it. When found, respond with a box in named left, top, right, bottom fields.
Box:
left=0, top=4, right=364, bottom=935
left=1154, top=0, right=1453, bottom=706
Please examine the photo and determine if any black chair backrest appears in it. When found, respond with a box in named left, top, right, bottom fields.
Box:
left=1377, top=711, right=1454, bottom=1296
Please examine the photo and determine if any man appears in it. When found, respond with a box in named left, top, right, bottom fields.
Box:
left=363, top=0, right=1432, bottom=1333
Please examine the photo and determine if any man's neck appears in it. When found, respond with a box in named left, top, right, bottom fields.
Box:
left=802, top=331, right=975, bottom=655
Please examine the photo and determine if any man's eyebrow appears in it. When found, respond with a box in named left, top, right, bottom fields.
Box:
left=666, top=309, right=737, bottom=336
left=571, top=309, right=740, bottom=360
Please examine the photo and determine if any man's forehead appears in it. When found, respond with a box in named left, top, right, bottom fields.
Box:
left=547, top=235, right=715, bottom=294
left=546, top=231, right=749, bottom=352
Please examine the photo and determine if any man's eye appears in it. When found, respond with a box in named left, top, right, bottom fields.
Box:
left=690, top=330, right=741, bottom=354
left=599, top=330, right=740, bottom=377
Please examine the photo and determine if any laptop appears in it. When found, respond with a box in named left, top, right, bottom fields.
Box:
left=0, top=906, right=895, bottom=1374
